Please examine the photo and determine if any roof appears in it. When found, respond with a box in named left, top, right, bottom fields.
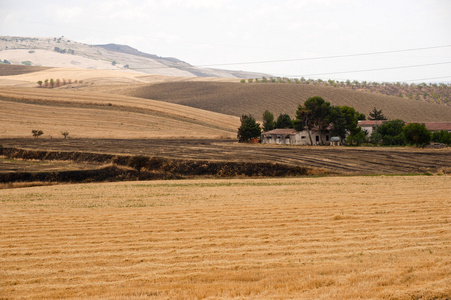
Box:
left=358, top=120, right=388, bottom=126
left=263, top=128, right=298, bottom=135
left=412, top=122, right=451, bottom=131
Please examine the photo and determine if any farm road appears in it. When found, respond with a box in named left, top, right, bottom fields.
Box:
left=1, top=138, right=450, bottom=175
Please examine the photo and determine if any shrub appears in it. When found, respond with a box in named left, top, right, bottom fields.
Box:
left=376, top=119, right=406, bottom=145
left=432, top=130, right=451, bottom=145
left=403, top=123, right=431, bottom=147
left=237, top=114, right=261, bottom=142
left=32, top=130, right=44, bottom=138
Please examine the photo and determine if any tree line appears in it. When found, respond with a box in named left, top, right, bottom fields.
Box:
left=238, top=96, right=451, bottom=147
left=240, top=77, right=451, bottom=105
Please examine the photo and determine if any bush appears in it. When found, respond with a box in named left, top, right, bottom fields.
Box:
left=237, top=114, right=261, bottom=142
left=376, top=119, right=406, bottom=145
left=403, top=123, right=431, bottom=147
left=32, top=130, right=43, bottom=138
left=346, top=130, right=367, bottom=146
left=432, top=130, right=451, bottom=145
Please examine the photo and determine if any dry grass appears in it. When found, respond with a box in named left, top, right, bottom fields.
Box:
left=1, top=175, right=450, bottom=299
left=0, top=86, right=239, bottom=139
left=117, top=81, right=451, bottom=122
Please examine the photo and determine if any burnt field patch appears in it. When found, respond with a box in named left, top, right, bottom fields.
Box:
left=1, top=138, right=451, bottom=176
left=0, top=146, right=314, bottom=184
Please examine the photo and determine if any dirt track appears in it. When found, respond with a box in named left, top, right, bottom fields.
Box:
left=2, top=138, right=450, bottom=175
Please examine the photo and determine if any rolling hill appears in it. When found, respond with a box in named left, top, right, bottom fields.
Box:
left=114, top=81, right=451, bottom=122
left=0, top=36, right=269, bottom=78
left=0, top=85, right=239, bottom=139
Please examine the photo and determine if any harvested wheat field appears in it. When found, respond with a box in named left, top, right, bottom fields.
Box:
left=1, top=175, right=450, bottom=299
left=0, top=87, right=239, bottom=139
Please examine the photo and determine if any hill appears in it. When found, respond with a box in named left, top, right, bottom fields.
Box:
left=0, top=36, right=268, bottom=78
left=115, top=81, right=451, bottom=122
left=0, top=86, right=239, bottom=139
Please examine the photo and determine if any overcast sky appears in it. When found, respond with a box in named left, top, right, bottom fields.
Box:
left=1, top=0, right=451, bottom=82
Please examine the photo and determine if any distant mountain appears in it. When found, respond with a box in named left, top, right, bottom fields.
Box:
left=0, top=36, right=269, bottom=78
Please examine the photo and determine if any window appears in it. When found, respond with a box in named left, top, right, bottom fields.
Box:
left=326, top=135, right=329, bottom=141
left=316, top=136, right=319, bottom=142
left=301, top=136, right=306, bottom=139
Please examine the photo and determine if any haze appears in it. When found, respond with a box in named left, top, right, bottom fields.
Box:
left=1, top=0, right=451, bottom=82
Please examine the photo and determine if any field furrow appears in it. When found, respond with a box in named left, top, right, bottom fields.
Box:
left=1, top=176, right=450, bottom=299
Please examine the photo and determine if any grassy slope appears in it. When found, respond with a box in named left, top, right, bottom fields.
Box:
left=119, top=81, right=451, bottom=122
left=0, top=87, right=239, bottom=139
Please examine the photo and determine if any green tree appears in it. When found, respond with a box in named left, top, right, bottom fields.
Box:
left=368, top=107, right=387, bottom=120
left=376, top=119, right=405, bottom=145
left=403, top=123, right=431, bottom=147
left=237, top=114, right=261, bottom=142
left=294, top=104, right=314, bottom=145
left=275, top=114, right=293, bottom=129
left=37, top=80, right=43, bottom=87
left=346, top=130, right=367, bottom=146
left=432, top=130, right=451, bottom=145
left=328, top=106, right=347, bottom=142
left=262, top=110, right=275, bottom=132
left=49, top=78, right=55, bottom=88
left=339, top=106, right=361, bottom=135
left=304, top=96, right=332, bottom=145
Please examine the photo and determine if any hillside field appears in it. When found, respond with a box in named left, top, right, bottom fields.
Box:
left=1, top=176, right=450, bottom=299
left=0, top=86, right=239, bottom=139
left=116, top=81, right=451, bottom=122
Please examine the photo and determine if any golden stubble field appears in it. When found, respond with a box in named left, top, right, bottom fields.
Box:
left=0, top=86, right=239, bottom=139
left=1, top=175, right=450, bottom=299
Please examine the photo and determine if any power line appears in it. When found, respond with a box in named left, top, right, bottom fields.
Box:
left=194, top=45, right=451, bottom=67
left=125, top=44, right=451, bottom=70
left=403, top=75, right=451, bottom=82
left=280, top=61, right=451, bottom=78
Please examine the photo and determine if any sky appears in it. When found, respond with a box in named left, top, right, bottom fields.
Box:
left=1, top=0, right=451, bottom=83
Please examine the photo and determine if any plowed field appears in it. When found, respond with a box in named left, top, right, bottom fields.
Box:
left=2, top=138, right=451, bottom=175
left=116, top=81, right=451, bottom=122
left=1, top=176, right=450, bottom=299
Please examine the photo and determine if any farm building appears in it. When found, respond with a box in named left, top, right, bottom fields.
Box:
left=358, top=120, right=387, bottom=135
left=359, top=121, right=451, bottom=136
left=418, top=122, right=451, bottom=132
left=261, top=128, right=331, bottom=145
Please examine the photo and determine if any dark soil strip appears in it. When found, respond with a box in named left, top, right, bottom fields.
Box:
left=0, top=64, right=51, bottom=76
left=0, top=147, right=318, bottom=183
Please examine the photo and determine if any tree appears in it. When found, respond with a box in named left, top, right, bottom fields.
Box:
left=32, top=130, right=43, bottom=138
left=403, top=123, right=431, bottom=147
left=376, top=119, right=405, bottom=145
left=368, top=107, right=387, bottom=120
left=432, top=130, right=451, bottom=145
left=237, top=114, right=261, bottom=142
left=339, top=106, right=360, bottom=135
left=275, top=114, right=293, bottom=129
left=262, top=110, right=275, bottom=132
left=37, top=80, right=43, bottom=87
left=304, top=96, right=332, bottom=145
left=49, top=78, right=54, bottom=88
left=328, top=106, right=347, bottom=142
left=346, top=130, right=367, bottom=146
left=61, top=131, right=69, bottom=139
left=294, top=104, right=314, bottom=145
